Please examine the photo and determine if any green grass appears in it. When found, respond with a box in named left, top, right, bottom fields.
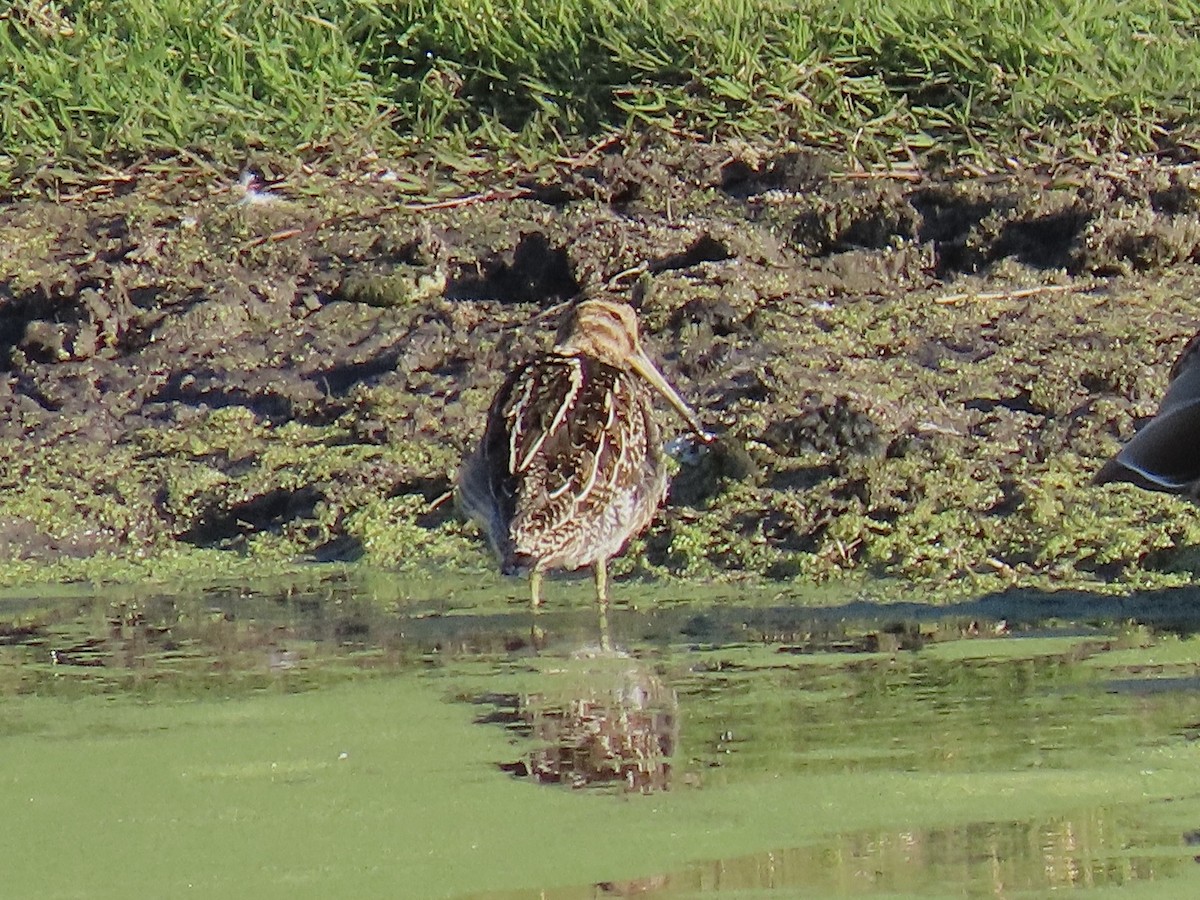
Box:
left=3, top=0, right=1200, bottom=178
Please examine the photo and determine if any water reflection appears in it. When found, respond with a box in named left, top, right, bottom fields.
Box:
left=9, top=578, right=1200, bottom=897
left=0, top=581, right=540, bottom=695
left=474, top=810, right=1189, bottom=898
left=675, top=813, right=1185, bottom=895
left=479, top=650, right=678, bottom=793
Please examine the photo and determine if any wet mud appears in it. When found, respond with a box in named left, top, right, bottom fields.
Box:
left=3, top=140, right=1200, bottom=594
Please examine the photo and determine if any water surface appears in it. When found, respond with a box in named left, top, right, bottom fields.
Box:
left=5, top=572, right=1200, bottom=898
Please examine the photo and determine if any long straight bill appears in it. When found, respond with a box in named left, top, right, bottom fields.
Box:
left=629, top=349, right=715, bottom=443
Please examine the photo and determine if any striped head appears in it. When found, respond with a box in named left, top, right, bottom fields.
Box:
left=554, top=300, right=712, bottom=442
left=554, top=300, right=644, bottom=367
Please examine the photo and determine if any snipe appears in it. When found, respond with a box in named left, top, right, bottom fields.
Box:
left=457, top=299, right=711, bottom=611
left=1096, top=331, right=1200, bottom=496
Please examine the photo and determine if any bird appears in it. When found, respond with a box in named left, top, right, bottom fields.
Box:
left=457, top=298, right=712, bottom=612
left=1095, top=331, right=1200, bottom=496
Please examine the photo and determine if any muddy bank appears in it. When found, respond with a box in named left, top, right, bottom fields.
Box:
left=2, top=140, right=1200, bottom=596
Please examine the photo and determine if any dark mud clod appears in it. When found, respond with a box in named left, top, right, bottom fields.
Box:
left=789, top=190, right=919, bottom=257
left=668, top=432, right=755, bottom=508
left=651, top=234, right=734, bottom=273
left=180, top=486, right=322, bottom=547
left=762, top=397, right=882, bottom=459
left=447, top=231, right=579, bottom=305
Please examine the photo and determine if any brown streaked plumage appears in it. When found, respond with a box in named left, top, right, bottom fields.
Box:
left=1096, top=331, right=1200, bottom=496
left=457, top=299, right=711, bottom=611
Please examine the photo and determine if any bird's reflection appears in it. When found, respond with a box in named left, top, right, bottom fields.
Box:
left=1184, top=828, right=1200, bottom=863
left=486, top=647, right=678, bottom=793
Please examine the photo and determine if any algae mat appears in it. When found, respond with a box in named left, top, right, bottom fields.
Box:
left=9, top=145, right=1200, bottom=597
left=4, top=581, right=1200, bottom=898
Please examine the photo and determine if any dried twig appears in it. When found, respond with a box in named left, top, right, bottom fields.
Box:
left=427, top=489, right=455, bottom=513
left=933, top=282, right=1097, bottom=306
left=605, top=263, right=648, bottom=288
left=530, top=299, right=574, bottom=325
left=242, top=227, right=307, bottom=248
left=553, top=133, right=622, bottom=168
left=832, top=168, right=924, bottom=183
left=401, top=186, right=533, bottom=212
left=239, top=185, right=536, bottom=250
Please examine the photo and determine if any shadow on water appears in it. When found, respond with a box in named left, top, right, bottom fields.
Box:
left=8, top=573, right=1200, bottom=896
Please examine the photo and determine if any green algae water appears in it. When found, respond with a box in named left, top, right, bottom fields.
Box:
left=5, top=573, right=1200, bottom=898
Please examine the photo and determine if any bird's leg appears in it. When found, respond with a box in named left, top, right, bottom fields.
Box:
left=529, top=569, right=543, bottom=609
left=593, top=560, right=612, bottom=652
left=529, top=602, right=545, bottom=653
left=593, top=559, right=609, bottom=605
left=528, top=568, right=547, bottom=650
